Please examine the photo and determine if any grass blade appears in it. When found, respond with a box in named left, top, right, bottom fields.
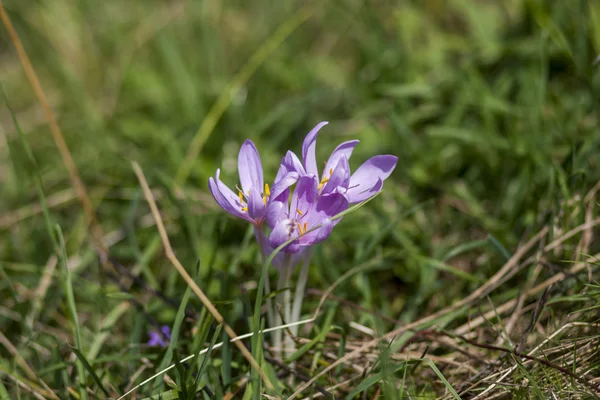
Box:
left=70, top=347, right=110, bottom=397
left=154, top=261, right=199, bottom=391
left=424, top=358, right=461, bottom=399
left=55, top=226, right=87, bottom=400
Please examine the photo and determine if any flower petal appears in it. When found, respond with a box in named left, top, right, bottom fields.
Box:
left=291, top=176, right=318, bottom=216
left=282, top=151, right=306, bottom=176
left=148, top=332, right=166, bottom=347
left=322, top=140, right=359, bottom=181
left=161, top=326, right=171, bottom=339
left=266, top=200, right=286, bottom=229
left=268, top=218, right=301, bottom=253
left=300, top=193, right=348, bottom=245
left=148, top=325, right=171, bottom=348
left=298, top=218, right=334, bottom=248
left=347, top=155, right=398, bottom=203
left=238, top=139, right=263, bottom=194
left=208, top=170, right=252, bottom=222
left=274, top=164, right=288, bottom=182
left=301, top=121, right=329, bottom=177
left=314, top=218, right=334, bottom=242
left=247, top=187, right=266, bottom=221
left=349, top=178, right=383, bottom=203
left=270, top=171, right=299, bottom=201
left=321, top=155, right=350, bottom=195
left=315, top=192, right=349, bottom=223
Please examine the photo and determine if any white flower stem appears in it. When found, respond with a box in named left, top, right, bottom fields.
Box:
left=286, top=251, right=311, bottom=385
left=283, top=263, right=292, bottom=326
left=290, top=251, right=311, bottom=337
left=274, top=253, right=292, bottom=359
left=253, top=227, right=311, bottom=362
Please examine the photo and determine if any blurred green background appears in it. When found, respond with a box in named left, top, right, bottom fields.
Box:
left=1, top=0, right=600, bottom=397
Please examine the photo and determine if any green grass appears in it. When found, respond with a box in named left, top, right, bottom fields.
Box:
left=1, top=0, right=600, bottom=398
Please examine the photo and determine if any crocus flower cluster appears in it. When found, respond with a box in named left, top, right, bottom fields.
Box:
left=209, top=121, right=397, bottom=357
left=209, top=122, right=397, bottom=265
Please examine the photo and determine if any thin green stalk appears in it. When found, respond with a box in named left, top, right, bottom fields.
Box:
left=253, top=227, right=275, bottom=332
left=55, top=226, right=87, bottom=400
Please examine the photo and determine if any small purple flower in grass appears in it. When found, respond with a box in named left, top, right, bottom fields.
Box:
left=288, top=121, right=398, bottom=203
left=209, top=140, right=298, bottom=225
left=148, top=325, right=171, bottom=348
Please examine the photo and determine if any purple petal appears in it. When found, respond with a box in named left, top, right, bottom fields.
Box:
left=314, top=218, right=334, bottom=242
left=300, top=193, right=348, bottom=245
left=148, top=326, right=170, bottom=348
left=321, top=155, right=350, bottom=195
left=301, top=121, right=329, bottom=178
left=247, top=187, right=266, bottom=221
left=274, top=164, right=288, bottom=182
left=161, top=325, right=171, bottom=339
left=347, top=155, right=398, bottom=203
left=270, top=171, right=299, bottom=201
left=148, top=332, right=164, bottom=347
left=238, top=140, right=264, bottom=194
left=275, top=163, right=288, bottom=182
left=273, top=189, right=289, bottom=208
left=268, top=218, right=301, bottom=253
left=282, top=151, right=306, bottom=176
left=208, top=170, right=252, bottom=222
left=315, top=192, right=349, bottom=222
left=271, top=165, right=290, bottom=204
left=291, top=176, right=318, bottom=217
left=298, top=218, right=334, bottom=248
left=349, top=178, right=383, bottom=203
left=266, top=200, right=287, bottom=229
left=322, top=140, right=359, bottom=181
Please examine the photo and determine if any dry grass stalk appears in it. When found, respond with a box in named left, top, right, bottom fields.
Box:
left=131, top=161, right=274, bottom=391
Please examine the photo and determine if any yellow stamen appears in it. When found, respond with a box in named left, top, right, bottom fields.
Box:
left=303, top=222, right=307, bottom=233
left=241, top=206, right=248, bottom=212
left=317, top=176, right=329, bottom=191
left=296, top=208, right=304, bottom=216
left=297, top=222, right=304, bottom=235
left=264, top=183, right=270, bottom=197
left=329, top=168, right=333, bottom=175
left=262, top=196, right=267, bottom=205
left=238, top=190, right=244, bottom=204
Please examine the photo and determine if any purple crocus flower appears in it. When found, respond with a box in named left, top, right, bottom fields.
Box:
left=208, top=124, right=397, bottom=262
left=286, top=121, right=398, bottom=204
left=148, top=325, right=171, bottom=348
left=208, top=140, right=298, bottom=226
left=267, top=175, right=349, bottom=253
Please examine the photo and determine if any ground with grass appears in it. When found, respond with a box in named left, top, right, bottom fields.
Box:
left=1, top=0, right=600, bottom=399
